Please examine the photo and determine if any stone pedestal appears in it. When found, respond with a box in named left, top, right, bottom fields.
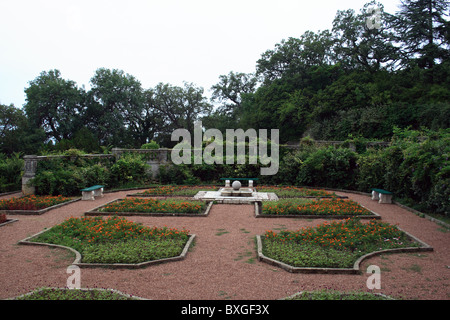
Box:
left=22, top=155, right=38, bottom=195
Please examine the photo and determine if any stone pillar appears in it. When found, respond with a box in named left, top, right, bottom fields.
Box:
left=111, top=148, right=122, bottom=160
left=22, top=155, right=38, bottom=195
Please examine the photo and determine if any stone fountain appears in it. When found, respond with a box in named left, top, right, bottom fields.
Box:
left=193, top=179, right=278, bottom=204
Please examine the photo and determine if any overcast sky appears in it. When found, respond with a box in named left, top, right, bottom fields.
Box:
left=0, top=0, right=401, bottom=109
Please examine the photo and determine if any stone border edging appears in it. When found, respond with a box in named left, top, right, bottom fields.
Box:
left=84, top=198, right=213, bottom=217
left=253, top=201, right=381, bottom=220
left=18, top=229, right=196, bottom=269
left=0, top=198, right=81, bottom=215
left=256, top=227, right=433, bottom=274
left=6, top=287, right=150, bottom=300
left=0, top=190, right=22, bottom=197
left=0, top=219, right=19, bottom=227
left=393, top=200, right=450, bottom=229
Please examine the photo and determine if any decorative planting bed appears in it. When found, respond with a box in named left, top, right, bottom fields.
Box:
left=283, top=290, right=394, bottom=300
left=254, top=198, right=380, bottom=219
left=256, top=218, right=433, bottom=274
left=256, top=186, right=345, bottom=198
left=128, top=185, right=219, bottom=197
left=19, top=216, right=195, bottom=269
left=0, top=195, right=79, bottom=215
left=85, top=198, right=212, bottom=217
left=10, top=287, right=148, bottom=300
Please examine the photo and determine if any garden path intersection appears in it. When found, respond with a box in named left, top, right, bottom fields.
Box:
left=0, top=189, right=449, bottom=301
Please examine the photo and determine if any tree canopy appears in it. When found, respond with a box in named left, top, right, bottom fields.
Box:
left=1, top=1, right=449, bottom=155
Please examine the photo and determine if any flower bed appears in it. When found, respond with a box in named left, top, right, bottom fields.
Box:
left=256, top=186, right=340, bottom=198
left=130, top=185, right=219, bottom=197
left=284, top=290, right=393, bottom=300
left=86, top=198, right=211, bottom=217
left=257, top=218, right=432, bottom=273
left=11, top=287, right=146, bottom=300
left=0, top=195, right=78, bottom=215
left=20, top=216, right=195, bottom=267
left=256, top=198, right=379, bottom=219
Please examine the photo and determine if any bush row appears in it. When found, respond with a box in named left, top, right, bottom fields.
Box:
left=159, top=128, right=449, bottom=216
left=28, top=128, right=449, bottom=216
left=0, top=153, right=23, bottom=193
left=31, top=153, right=149, bottom=196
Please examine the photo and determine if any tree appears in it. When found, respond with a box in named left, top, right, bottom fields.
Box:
left=151, top=82, right=212, bottom=146
left=24, top=70, right=85, bottom=143
left=394, top=0, right=450, bottom=70
left=0, top=103, right=45, bottom=154
left=332, top=2, right=400, bottom=73
left=210, top=71, right=258, bottom=117
left=256, top=30, right=336, bottom=85
left=204, top=72, right=258, bottom=132
left=87, top=68, right=145, bottom=147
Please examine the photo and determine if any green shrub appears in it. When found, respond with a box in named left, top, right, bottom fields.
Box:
left=296, top=146, right=358, bottom=189
left=0, top=153, right=23, bottom=193
left=355, top=149, right=386, bottom=192
left=140, top=140, right=160, bottom=149
left=80, top=164, right=110, bottom=187
left=427, top=177, right=450, bottom=216
left=109, top=153, right=149, bottom=186
left=158, top=164, right=200, bottom=185
left=32, top=168, right=84, bottom=196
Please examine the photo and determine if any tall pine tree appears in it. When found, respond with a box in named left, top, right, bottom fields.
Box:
left=395, top=0, right=449, bottom=70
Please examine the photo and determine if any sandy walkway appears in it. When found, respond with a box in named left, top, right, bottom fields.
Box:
left=1, top=190, right=449, bottom=300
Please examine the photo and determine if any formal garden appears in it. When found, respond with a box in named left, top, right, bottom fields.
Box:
left=0, top=126, right=448, bottom=300
left=1, top=127, right=447, bottom=218
left=1, top=0, right=449, bottom=301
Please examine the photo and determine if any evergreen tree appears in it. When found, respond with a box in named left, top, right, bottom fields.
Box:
left=394, top=0, right=450, bottom=70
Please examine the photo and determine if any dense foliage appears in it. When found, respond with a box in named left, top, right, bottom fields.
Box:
left=30, top=153, right=148, bottom=196
left=1, top=1, right=448, bottom=154
left=22, top=127, right=449, bottom=217
left=0, top=153, right=23, bottom=193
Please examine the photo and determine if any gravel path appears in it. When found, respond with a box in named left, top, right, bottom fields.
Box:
left=1, top=190, right=449, bottom=300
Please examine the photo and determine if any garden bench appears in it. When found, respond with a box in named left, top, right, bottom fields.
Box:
left=220, top=178, right=258, bottom=188
left=81, top=185, right=104, bottom=201
left=371, top=188, right=393, bottom=204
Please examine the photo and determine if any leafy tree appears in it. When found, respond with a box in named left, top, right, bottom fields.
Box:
left=87, top=68, right=145, bottom=147
left=150, top=82, right=212, bottom=146
left=256, top=30, right=336, bottom=86
left=0, top=104, right=26, bottom=153
left=24, top=69, right=85, bottom=143
left=204, top=72, right=258, bottom=132
left=332, top=2, right=400, bottom=73
left=210, top=71, right=257, bottom=118
left=0, top=103, right=46, bottom=155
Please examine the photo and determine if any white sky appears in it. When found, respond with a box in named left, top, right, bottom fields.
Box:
left=0, top=0, right=401, bottom=108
